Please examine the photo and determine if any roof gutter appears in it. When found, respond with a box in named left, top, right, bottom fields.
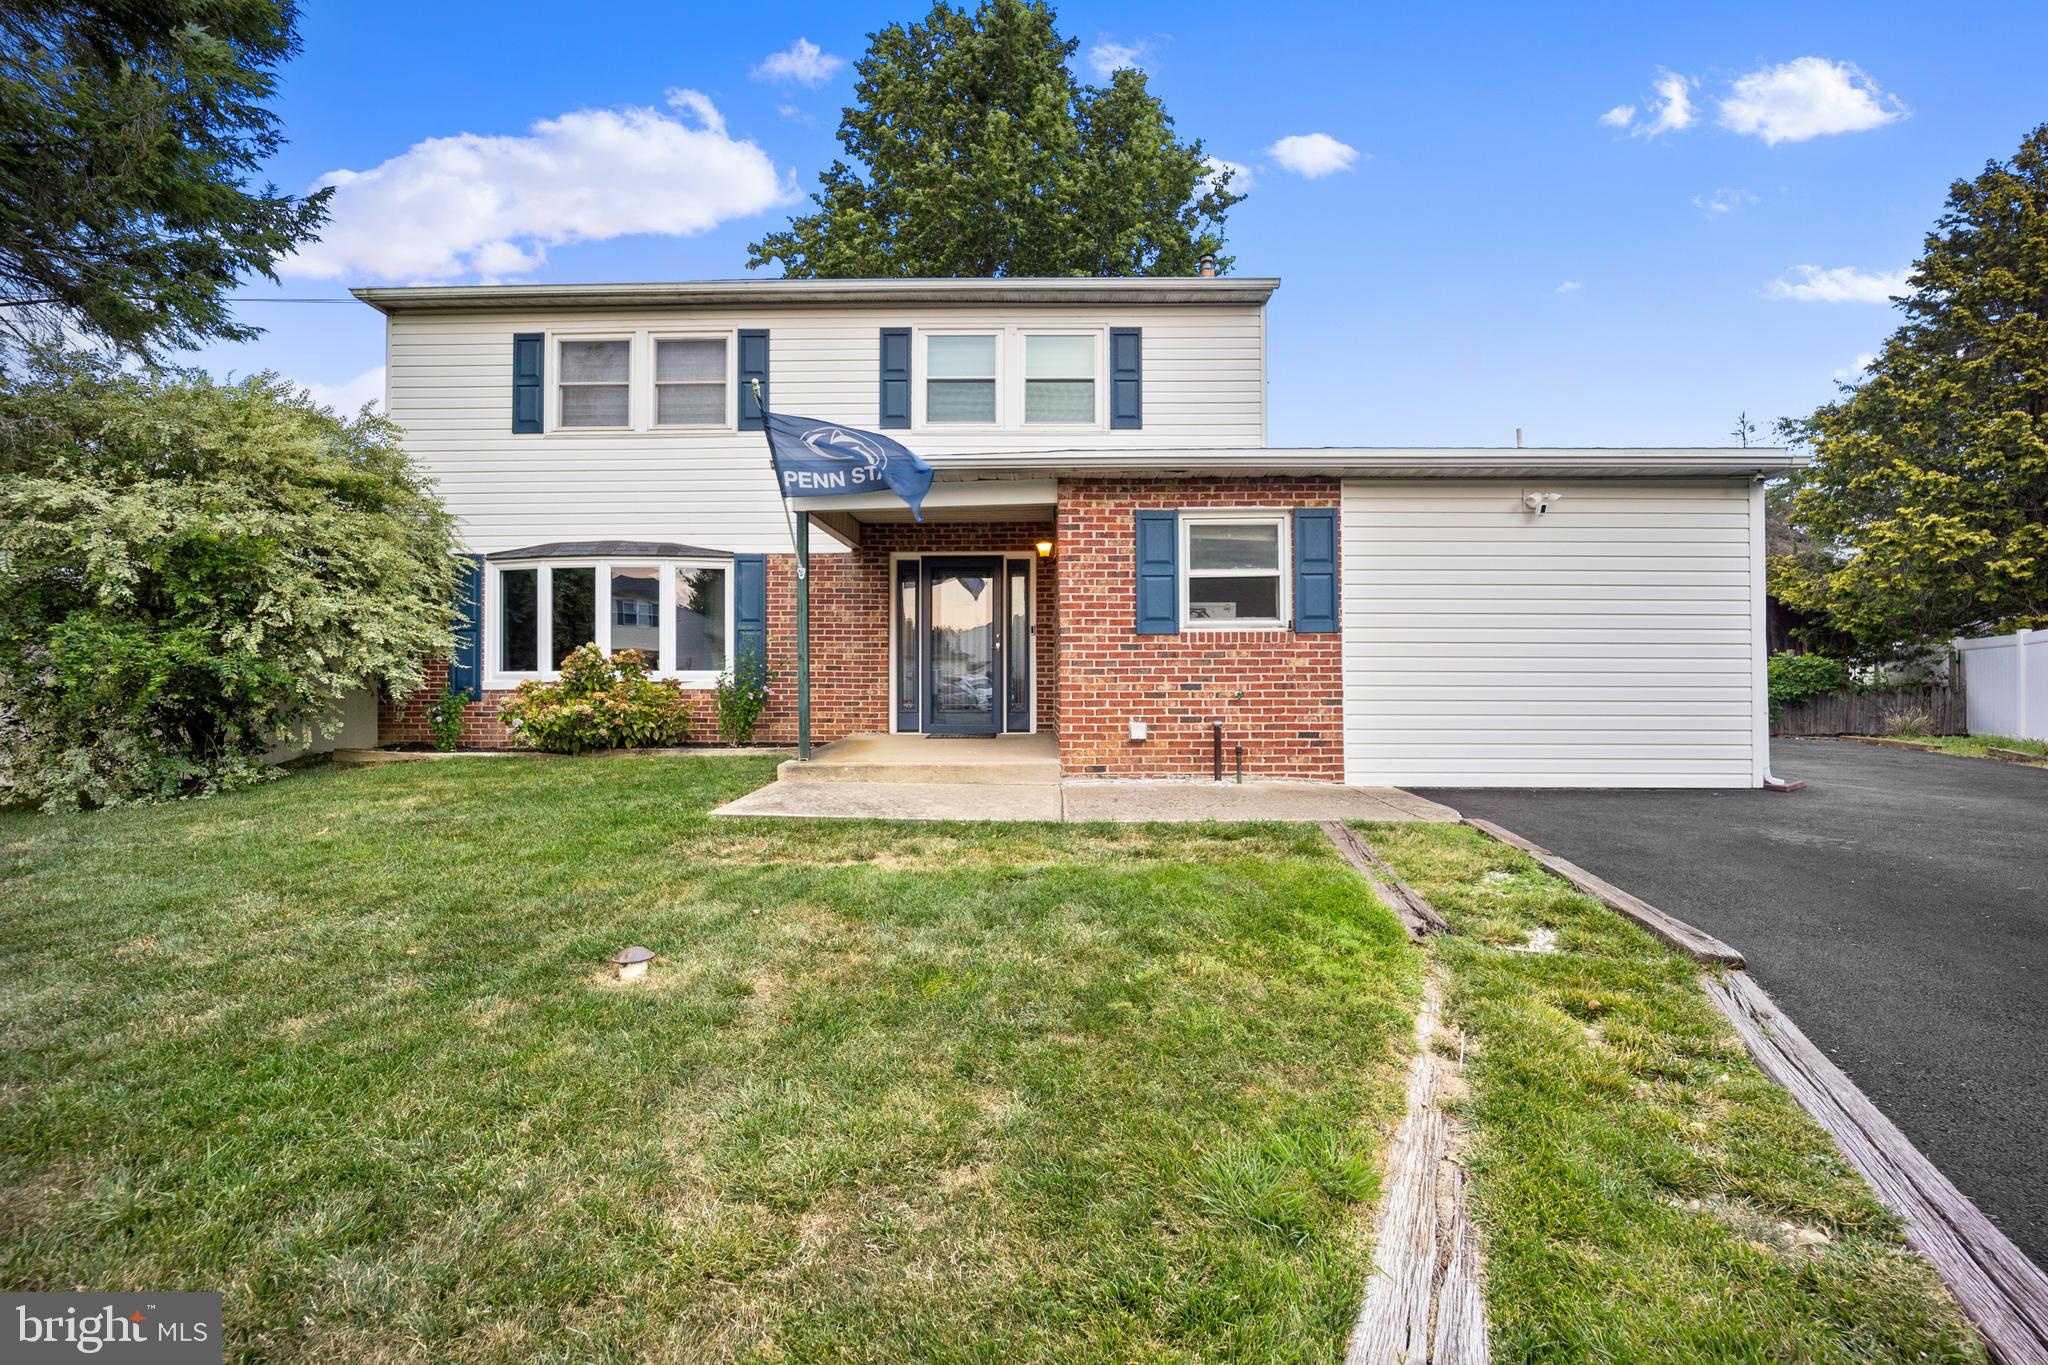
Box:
left=921, top=447, right=1807, bottom=479
left=351, top=277, right=1282, bottom=314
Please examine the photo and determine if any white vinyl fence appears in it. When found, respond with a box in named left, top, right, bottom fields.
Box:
left=1954, top=628, right=2046, bottom=740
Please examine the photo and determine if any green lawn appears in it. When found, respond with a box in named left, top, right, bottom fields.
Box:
left=0, top=758, right=1418, bottom=1363
left=1365, top=822, right=1984, bottom=1364
left=1919, top=733, right=2048, bottom=762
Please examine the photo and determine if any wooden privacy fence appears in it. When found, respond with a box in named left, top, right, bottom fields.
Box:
left=1774, top=685, right=1968, bottom=737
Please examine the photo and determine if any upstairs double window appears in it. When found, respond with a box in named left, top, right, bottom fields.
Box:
left=919, top=330, right=1103, bottom=429
left=552, top=332, right=733, bottom=431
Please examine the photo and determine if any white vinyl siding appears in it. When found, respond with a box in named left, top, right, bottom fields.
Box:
left=1341, top=479, right=1765, bottom=788
left=385, top=301, right=1266, bottom=554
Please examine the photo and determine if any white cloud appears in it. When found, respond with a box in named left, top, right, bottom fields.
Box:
left=298, top=365, right=386, bottom=415
left=751, top=38, right=845, bottom=87
left=1719, top=58, right=1904, bottom=144
left=1087, top=39, right=1148, bottom=78
left=1202, top=155, right=1253, bottom=194
left=1599, top=104, right=1636, bottom=129
left=1555, top=279, right=1583, bottom=294
left=1766, top=264, right=1910, bottom=304
left=1638, top=70, right=1695, bottom=136
left=1266, top=133, right=1359, bottom=179
left=1694, top=187, right=1759, bottom=215
left=282, top=90, right=792, bottom=283
left=1831, top=351, right=1878, bottom=382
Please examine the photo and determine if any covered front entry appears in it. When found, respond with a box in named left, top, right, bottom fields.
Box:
left=895, top=555, right=1035, bottom=735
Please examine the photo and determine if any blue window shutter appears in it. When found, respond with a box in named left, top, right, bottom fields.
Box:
left=449, top=554, right=484, bottom=693
left=879, top=328, right=911, bottom=429
left=1134, top=510, right=1179, bottom=634
left=512, top=333, right=544, bottom=433
left=734, top=554, right=768, bottom=670
left=1110, top=327, right=1143, bottom=430
left=1292, top=508, right=1339, bottom=634
left=738, top=329, right=770, bottom=430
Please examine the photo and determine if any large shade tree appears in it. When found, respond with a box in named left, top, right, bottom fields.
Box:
left=1780, top=124, right=2048, bottom=655
left=748, top=0, right=1240, bottom=278
left=0, top=0, right=329, bottom=359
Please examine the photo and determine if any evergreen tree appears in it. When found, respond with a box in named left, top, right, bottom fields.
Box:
left=1782, top=124, right=2048, bottom=653
left=0, top=1, right=329, bottom=359
left=748, top=0, right=1239, bottom=278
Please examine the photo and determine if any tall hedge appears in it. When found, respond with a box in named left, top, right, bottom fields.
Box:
left=0, top=353, right=457, bottom=809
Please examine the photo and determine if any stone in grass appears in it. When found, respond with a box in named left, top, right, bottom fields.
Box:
left=607, top=946, right=656, bottom=982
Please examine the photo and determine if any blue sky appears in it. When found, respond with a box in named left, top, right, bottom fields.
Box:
left=195, top=0, right=2048, bottom=448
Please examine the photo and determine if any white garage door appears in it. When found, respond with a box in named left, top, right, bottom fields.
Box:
left=1342, top=479, right=1766, bottom=788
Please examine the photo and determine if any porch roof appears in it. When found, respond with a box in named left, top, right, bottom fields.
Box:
left=797, top=445, right=1803, bottom=545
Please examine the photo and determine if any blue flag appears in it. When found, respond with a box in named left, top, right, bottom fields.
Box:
left=762, top=410, right=934, bottom=521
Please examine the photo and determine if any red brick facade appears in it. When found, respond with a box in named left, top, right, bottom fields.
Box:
left=1054, top=477, right=1343, bottom=781
left=383, top=482, right=1342, bottom=780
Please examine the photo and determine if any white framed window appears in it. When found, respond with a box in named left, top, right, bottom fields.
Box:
left=653, top=336, right=730, bottom=428
left=913, top=327, right=1109, bottom=431
left=1022, top=332, right=1098, bottom=425
left=545, top=329, right=738, bottom=434
left=923, top=333, right=999, bottom=425
left=555, top=338, right=631, bottom=429
left=487, top=557, right=732, bottom=687
left=1180, top=511, right=1289, bottom=630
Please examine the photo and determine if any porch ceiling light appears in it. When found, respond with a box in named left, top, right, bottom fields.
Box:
left=1035, top=539, right=1055, bottom=559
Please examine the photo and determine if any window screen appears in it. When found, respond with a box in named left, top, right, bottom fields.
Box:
left=558, top=340, right=629, bottom=427
left=1025, top=334, right=1095, bottom=424
left=655, top=338, right=725, bottom=426
left=926, top=335, right=997, bottom=423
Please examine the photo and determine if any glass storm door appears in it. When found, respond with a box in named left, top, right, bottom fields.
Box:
left=923, top=557, right=1003, bottom=735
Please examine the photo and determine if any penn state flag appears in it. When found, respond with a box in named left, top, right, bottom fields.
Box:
left=762, top=410, right=935, bottom=521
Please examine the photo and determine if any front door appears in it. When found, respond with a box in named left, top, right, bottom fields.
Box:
left=923, top=556, right=1004, bottom=735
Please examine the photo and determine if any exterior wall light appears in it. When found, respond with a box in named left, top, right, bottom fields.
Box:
left=607, top=945, right=655, bottom=982
left=1035, top=539, right=1055, bottom=559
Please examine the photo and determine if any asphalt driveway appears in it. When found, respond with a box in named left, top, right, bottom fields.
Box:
left=1420, top=739, right=2048, bottom=1265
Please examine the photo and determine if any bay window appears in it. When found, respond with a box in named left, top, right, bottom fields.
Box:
left=1181, top=513, right=1288, bottom=628
left=491, top=557, right=733, bottom=684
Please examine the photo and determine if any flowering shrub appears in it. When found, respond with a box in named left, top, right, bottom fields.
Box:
left=714, top=647, right=772, bottom=744
left=497, top=644, right=692, bottom=753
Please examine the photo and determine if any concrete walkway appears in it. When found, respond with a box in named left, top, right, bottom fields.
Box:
left=713, top=779, right=1455, bottom=823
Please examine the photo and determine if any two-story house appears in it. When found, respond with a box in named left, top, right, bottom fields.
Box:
left=356, top=275, right=1801, bottom=787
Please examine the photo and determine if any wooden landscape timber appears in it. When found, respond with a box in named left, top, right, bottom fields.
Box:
left=1323, top=821, right=1450, bottom=940
left=1343, top=978, right=1490, bottom=1365
left=1706, top=971, right=2048, bottom=1365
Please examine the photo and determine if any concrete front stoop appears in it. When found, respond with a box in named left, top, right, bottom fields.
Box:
left=712, top=733, right=1457, bottom=823
left=772, top=732, right=1061, bottom=787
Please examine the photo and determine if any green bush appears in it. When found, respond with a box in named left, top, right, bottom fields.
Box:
left=497, top=645, right=692, bottom=754
left=714, top=647, right=772, bottom=744
left=426, top=686, right=473, bottom=751
left=0, top=352, right=457, bottom=811
left=1767, top=652, right=1853, bottom=722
